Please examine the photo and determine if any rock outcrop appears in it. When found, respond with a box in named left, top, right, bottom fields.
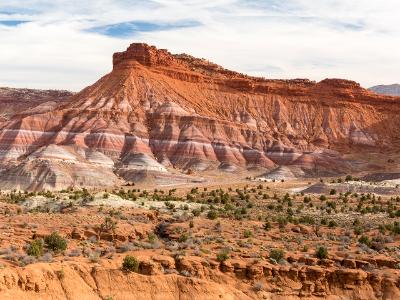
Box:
left=0, top=257, right=399, bottom=300
left=0, top=43, right=399, bottom=189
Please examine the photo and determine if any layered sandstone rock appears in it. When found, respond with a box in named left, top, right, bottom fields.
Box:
left=0, top=43, right=399, bottom=189
left=0, top=257, right=399, bottom=300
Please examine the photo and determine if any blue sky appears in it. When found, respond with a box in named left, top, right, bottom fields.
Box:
left=0, top=0, right=399, bottom=91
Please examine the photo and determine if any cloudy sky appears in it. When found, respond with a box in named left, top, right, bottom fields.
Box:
left=0, top=0, right=399, bottom=91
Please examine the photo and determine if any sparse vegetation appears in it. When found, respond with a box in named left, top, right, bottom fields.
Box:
left=315, top=246, right=328, bottom=259
left=44, top=232, right=67, bottom=253
left=269, top=249, right=285, bottom=262
left=122, top=255, right=139, bottom=273
left=26, top=239, right=44, bottom=257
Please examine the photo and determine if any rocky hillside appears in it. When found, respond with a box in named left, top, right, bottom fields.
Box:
left=0, top=43, right=399, bottom=190
left=0, top=87, right=72, bottom=122
left=369, top=84, right=400, bottom=96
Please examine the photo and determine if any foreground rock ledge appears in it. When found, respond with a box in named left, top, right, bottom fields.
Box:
left=0, top=258, right=399, bottom=300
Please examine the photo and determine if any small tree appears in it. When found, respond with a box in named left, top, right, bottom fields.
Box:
left=45, top=232, right=67, bottom=253
left=99, top=217, right=118, bottom=240
left=207, top=210, right=218, bottom=220
left=122, top=255, right=139, bottom=273
left=315, top=246, right=328, bottom=259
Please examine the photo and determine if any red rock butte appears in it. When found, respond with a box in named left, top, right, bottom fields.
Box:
left=0, top=42, right=399, bottom=190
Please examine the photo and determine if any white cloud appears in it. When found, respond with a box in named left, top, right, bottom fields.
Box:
left=0, top=0, right=399, bottom=91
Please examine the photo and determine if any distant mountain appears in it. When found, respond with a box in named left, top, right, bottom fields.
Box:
left=369, top=84, right=400, bottom=96
left=0, top=87, right=72, bottom=121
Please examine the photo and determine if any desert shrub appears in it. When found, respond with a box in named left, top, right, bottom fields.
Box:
left=178, top=233, right=189, bottom=243
left=315, top=246, right=328, bottom=259
left=371, top=236, right=386, bottom=251
left=299, top=215, right=315, bottom=225
left=319, top=195, right=327, bottom=201
left=391, top=222, right=400, bottom=234
left=330, top=189, right=337, bottom=195
left=263, top=221, right=272, bottom=231
left=328, top=220, right=337, bottom=228
left=345, top=175, right=353, bottom=181
left=216, top=249, right=230, bottom=262
left=277, top=216, right=288, bottom=229
left=100, top=217, right=117, bottom=233
left=354, top=226, right=363, bottom=235
left=122, top=255, right=139, bottom=272
left=26, top=239, right=44, bottom=257
left=358, top=235, right=371, bottom=247
left=192, top=208, right=201, bottom=216
left=244, top=230, right=253, bottom=238
left=148, top=232, right=157, bottom=244
left=269, top=249, right=285, bottom=262
left=207, top=210, right=218, bottom=220
left=44, top=232, right=67, bottom=253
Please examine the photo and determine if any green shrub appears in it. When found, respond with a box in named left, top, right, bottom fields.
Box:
left=178, top=233, right=189, bottom=243
left=216, top=249, right=230, bottom=262
left=358, top=235, right=371, bottom=247
left=301, top=245, right=309, bottom=252
left=148, top=232, right=157, bottom=244
left=27, top=239, right=44, bottom=257
left=192, top=209, right=201, bottom=216
left=244, top=230, right=253, bottom=238
left=315, top=246, right=328, bottom=259
left=207, top=210, right=218, bottom=220
left=277, top=216, right=288, bottom=228
left=328, top=220, right=337, bottom=228
left=354, top=227, right=363, bottom=235
left=44, top=232, right=67, bottom=253
left=299, top=215, right=315, bottom=225
left=122, top=255, right=139, bottom=272
left=345, top=175, right=353, bottom=181
left=269, top=249, right=285, bottom=262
